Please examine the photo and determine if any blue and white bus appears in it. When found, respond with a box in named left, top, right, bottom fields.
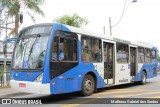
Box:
left=10, top=23, right=158, bottom=96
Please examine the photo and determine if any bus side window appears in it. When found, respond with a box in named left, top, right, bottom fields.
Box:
left=151, top=50, right=156, bottom=59
left=82, top=46, right=89, bottom=62
left=62, top=38, right=77, bottom=61
left=82, top=37, right=92, bottom=62
left=138, top=47, right=145, bottom=63
left=93, top=39, right=101, bottom=62
left=116, top=43, right=129, bottom=63
left=145, top=48, right=151, bottom=63
left=73, top=40, right=77, bottom=61
left=53, top=31, right=78, bottom=61
left=81, top=36, right=102, bottom=62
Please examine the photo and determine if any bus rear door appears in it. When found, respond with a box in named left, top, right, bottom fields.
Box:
left=130, top=46, right=137, bottom=81
left=103, top=41, right=115, bottom=85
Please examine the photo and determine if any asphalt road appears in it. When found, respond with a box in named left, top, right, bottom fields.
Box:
left=1, top=73, right=160, bottom=107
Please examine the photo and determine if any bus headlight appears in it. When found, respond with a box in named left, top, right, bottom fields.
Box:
left=34, top=73, right=43, bottom=82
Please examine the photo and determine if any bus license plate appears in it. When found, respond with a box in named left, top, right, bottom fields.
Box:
left=19, top=83, right=26, bottom=88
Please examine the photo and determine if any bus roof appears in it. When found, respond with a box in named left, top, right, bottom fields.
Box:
left=22, top=23, right=158, bottom=50
left=64, top=23, right=157, bottom=49
left=65, top=24, right=113, bottom=39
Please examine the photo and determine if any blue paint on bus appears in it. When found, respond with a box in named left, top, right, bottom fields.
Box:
left=10, top=71, right=43, bottom=81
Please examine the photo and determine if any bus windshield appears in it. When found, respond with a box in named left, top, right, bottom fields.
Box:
left=12, top=25, right=52, bottom=70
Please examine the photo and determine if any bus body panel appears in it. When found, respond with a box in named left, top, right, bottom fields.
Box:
left=115, top=64, right=131, bottom=84
left=50, top=63, right=105, bottom=94
left=10, top=71, right=43, bottom=82
left=10, top=80, right=50, bottom=94
left=136, top=63, right=157, bottom=81
left=92, top=63, right=104, bottom=83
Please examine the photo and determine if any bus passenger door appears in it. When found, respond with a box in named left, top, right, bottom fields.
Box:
left=103, top=42, right=114, bottom=85
left=130, top=47, right=137, bottom=80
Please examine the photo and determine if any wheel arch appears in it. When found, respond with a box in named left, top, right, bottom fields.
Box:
left=83, top=71, right=98, bottom=92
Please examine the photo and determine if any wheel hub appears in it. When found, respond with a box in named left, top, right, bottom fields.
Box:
left=85, top=79, right=92, bottom=91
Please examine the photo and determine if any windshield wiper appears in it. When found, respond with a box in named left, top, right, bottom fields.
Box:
left=25, top=33, right=50, bottom=37
left=26, top=34, right=41, bottom=68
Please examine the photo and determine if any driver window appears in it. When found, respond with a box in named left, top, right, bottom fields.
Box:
left=52, top=31, right=78, bottom=62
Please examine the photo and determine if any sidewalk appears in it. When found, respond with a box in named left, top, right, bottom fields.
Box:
left=0, top=87, right=18, bottom=95
left=0, top=87, right=31, bottom=98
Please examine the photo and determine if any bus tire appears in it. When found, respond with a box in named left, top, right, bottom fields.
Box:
left=140, top=71, right=147, bottom=85
left=82, top=74, right=95, bottom=96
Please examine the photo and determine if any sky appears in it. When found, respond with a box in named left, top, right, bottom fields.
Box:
left=3, top=0, right=160, bottom=49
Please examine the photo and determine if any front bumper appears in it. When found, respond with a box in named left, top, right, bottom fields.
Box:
left=10, top=80, right=50, bottom=94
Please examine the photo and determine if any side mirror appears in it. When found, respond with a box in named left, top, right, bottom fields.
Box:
left=3, top=38, right=17, bottom=55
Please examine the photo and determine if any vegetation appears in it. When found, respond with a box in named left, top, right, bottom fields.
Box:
left=54, top=13, right=88, bottom=28
left=158, top=54, right=160, bottom=62
left=0, top=65, right=4, bottom=75
left=0, top=65, right=11, bottom=88
left=1, top=0, right=45, bottom=37
left=0, top=85, right=11, bottom=89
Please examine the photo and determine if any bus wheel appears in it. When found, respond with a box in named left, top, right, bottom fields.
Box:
left=140, top=71, right=147, bottom=85
left=82, top=74, right=95, bottom=96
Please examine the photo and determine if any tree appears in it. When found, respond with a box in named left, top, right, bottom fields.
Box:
left=54, top=13, right=88, bottom=28
left=1, top=0, right=45, bottom=37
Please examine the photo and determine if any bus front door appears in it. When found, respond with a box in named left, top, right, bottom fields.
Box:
left=103, top=42, right=114, bottom=85
left=130, top=47, right=137, bottom=80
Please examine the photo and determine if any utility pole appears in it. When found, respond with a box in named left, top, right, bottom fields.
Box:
left=108, top=0, right=137, bottom=37
left=109, top=17, right=112, bottom=36
left=3, top=47, right=7, bottom=86
left=103, top=26, right=105, bottom=34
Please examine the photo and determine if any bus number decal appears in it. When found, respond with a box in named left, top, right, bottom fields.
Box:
left=120, top=65, right=125, bottom=71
